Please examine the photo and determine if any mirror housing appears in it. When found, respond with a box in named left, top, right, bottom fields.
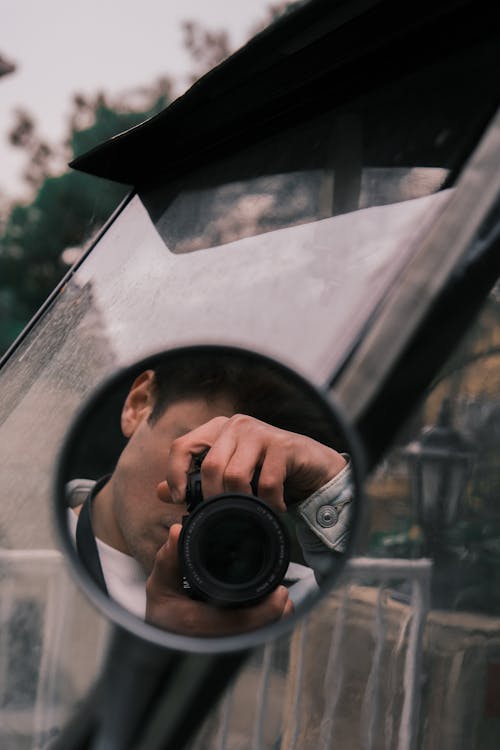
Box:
left=53, top=345, right=365, bottom=654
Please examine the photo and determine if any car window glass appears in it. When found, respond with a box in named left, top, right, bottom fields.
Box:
left=187, top=280, right=500, bottom=750
left=142, top=36, right=498, bottom=254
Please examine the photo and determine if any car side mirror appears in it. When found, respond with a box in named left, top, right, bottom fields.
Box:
left=53, top=344, right=365, bottom=654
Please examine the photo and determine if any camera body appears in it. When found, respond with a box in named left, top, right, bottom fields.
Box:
left=178, top=454, right=291, bottom=607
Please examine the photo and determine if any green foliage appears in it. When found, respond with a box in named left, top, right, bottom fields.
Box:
left=0, top=90, right=169, bottom=354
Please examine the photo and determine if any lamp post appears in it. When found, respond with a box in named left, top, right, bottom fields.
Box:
left=403, top=398, right=474, bottom=560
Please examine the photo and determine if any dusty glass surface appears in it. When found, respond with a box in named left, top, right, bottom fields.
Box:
left=0, top=184, right=454, bottom=746
left=77, top=189, right=453, bottom=380
left=0, top=184, right=452, bottom=745
left=0, top=188, right=451, bottom=556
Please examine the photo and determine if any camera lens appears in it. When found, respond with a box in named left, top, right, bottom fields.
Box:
left=179, top=494, right=290, bottom=607
left=199, top=512, right=267, bottom=584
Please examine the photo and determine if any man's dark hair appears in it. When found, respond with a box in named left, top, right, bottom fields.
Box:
left=69, top=350, right=346, bottom=481
left=148, top=351, right=345, bottom=451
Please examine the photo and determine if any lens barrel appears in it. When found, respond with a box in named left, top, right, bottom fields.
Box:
left=179, top=493, right=290, bottom=607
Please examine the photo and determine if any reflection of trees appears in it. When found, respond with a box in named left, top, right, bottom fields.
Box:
left=0, top=91, right=172, bottom=355
left=169, top=173, right=320, bottom=254
left=429, top=281, right=500, bottom=394
left=428, top=287, right=500, bottom=521
left=367, top=282, right=500, bottom=566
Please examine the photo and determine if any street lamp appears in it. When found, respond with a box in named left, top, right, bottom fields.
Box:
left=403, top=398, right=474, bottom=553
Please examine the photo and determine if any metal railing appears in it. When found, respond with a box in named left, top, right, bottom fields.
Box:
left=0, top=551, right=431, bottom=750
left=0, top=549, right=109, bottom=750
left=193, top=558, right=432, bottom=750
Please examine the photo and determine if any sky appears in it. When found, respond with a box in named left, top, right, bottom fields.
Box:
left=1, top=0, right=274, bottom=203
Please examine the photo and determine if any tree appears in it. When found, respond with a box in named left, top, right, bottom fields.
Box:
left=0, top=82, right=171, bottom=353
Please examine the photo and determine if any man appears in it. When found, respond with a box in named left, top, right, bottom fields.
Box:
left=67, top=352, right=353, bottom=637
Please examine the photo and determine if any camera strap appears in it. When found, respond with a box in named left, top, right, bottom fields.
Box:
left=75, top=476, right=110, bottom=596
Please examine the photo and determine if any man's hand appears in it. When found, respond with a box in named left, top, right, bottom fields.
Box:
left=145, top=524, right=293, bottom=636
left=159, top=414, right=346, bottom=512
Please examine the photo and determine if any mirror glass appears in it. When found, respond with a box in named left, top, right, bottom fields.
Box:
left=54, top=346, right=363, bottom=647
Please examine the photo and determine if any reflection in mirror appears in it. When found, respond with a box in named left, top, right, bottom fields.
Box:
left=55, top=347, right=361, bottom=641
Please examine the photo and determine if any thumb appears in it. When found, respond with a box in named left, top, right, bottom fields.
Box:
left=147, top=523, right=184, bottom=595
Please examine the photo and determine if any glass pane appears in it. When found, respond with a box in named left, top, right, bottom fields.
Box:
left=362, top=281, right=500, bottom=747
left=0, top=551, right=108, bottom=750
left=189, top=281, right=500, bottom=750
left=149, top=166, right=447, bottom=254
left=189, top=561, right=432, bottom=750
left=143, top=35, right=498, bottom=254
left=0, top=188, right=452, bottom=746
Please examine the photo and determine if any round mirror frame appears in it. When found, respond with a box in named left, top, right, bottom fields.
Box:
left=53, top=345, right=365, bottom=654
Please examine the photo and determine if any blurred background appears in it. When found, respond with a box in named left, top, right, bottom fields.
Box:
left=0, top=1, right=290, bottom=356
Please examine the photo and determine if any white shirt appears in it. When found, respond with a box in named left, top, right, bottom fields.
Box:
left=67, top=508, right=147, bottom=619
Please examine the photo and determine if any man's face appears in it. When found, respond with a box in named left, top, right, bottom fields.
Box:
left=102, top=386, right=235, bottom=575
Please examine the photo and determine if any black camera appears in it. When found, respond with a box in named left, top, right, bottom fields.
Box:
left=178, top=453, right=291, bottom=607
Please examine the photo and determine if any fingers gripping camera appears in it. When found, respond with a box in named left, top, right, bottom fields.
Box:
left=179, top=453, right=291, bottom=607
